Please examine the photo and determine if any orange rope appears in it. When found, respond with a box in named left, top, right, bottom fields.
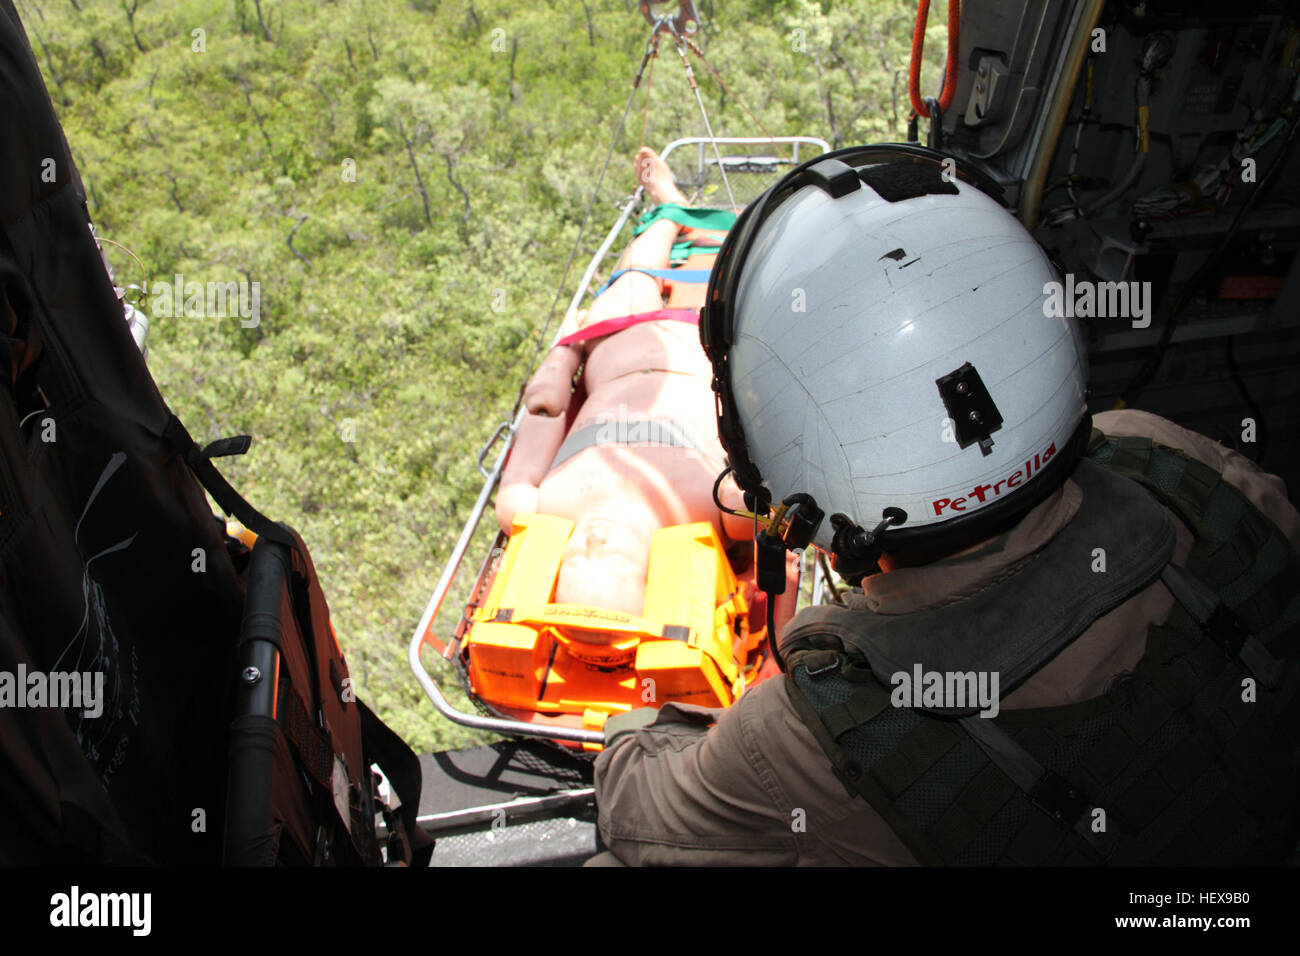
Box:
left=908, top=0, right=960, bottom=119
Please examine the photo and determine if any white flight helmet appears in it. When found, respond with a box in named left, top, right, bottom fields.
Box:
left=701, top=145, right=1089, bottom=572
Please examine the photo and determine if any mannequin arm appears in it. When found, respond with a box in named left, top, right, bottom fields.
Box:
left=495, top=411, right=568, bottom=532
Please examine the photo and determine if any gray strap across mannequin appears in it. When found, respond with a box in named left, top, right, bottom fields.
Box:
left=550, top=417, right=724, bottom=472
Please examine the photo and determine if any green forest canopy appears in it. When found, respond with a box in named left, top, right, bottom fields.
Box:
left=20, top=0, right=944, bottom=753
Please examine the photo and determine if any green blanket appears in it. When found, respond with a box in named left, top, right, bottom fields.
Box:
left=633, top=203, right=738, bottom=264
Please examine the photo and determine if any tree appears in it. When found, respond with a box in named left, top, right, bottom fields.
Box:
left=370, top=78, right=490, bottom=235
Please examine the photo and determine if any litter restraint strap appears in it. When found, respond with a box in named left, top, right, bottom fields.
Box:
left=555, top=308, right=699, bottom=347
left=593, top=268, right=713, bottom=297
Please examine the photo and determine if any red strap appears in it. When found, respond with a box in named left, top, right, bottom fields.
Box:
left=555, top=308, right=699, bottom=348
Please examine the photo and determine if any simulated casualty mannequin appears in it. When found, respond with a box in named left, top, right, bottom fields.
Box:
left=496, top=147, right=780, bottom=618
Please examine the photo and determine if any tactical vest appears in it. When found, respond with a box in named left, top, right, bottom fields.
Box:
left=782, top=430, right=1300, bottom=865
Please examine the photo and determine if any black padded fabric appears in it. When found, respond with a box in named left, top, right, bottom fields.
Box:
left=0, top=0, right=242, bottom=863
left=857, top=162, right=960, bottom=203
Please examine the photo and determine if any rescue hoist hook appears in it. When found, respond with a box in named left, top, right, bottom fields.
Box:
left=639, top=0, right=701, bottom=39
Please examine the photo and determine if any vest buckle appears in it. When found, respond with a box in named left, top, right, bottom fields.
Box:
left=803, top=651, right=842, bottom=678
left=1027, top=769, right=1087, bottom=826
left=1204, top=604, right=1249, bottom=657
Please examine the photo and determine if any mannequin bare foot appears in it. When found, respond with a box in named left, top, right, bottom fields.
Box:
left=634, top=146, right=688, bottom=206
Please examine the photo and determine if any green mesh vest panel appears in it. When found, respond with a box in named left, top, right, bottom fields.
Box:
left=787, top=432, right=1300, bottom=865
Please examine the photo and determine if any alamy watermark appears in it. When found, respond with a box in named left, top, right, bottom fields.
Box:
left=50, top=886, right=150, bottom=936
left=891, top=664, right=1000, bottom=718
left=148, top=273, right=261, bottom=328
left=1043, top=275, right=1152, bottom=329
left=0, top=665, right=104, bottom=718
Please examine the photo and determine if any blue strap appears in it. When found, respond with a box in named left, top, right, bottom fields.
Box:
left=594, top=268, right=713, bottom=297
